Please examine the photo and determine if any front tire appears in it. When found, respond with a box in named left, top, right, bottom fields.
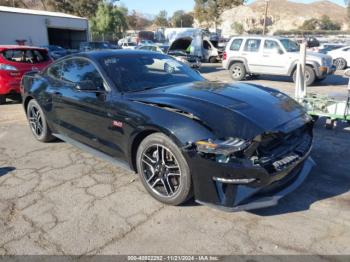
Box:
left=334, top=58, right=347, bottom=70
left=136, top=133, right=192, bottom=206
left=292, top=65, right=316, bottom=86
left=229, top=62, right=246, bottom=81
left=26, top=99, right=55, bottom=142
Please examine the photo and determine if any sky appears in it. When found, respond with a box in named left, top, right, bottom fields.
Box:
left=119, top=0, right=346, bottom=16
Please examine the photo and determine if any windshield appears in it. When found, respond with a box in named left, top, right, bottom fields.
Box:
left=280, top=39, right=300, bottom=52
left=100, top=53, right=204, bottom=92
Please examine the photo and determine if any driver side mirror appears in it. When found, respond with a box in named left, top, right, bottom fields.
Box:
left=75, top=80, right=99, bottom=92
left=273, top=48, right=284, bottom=55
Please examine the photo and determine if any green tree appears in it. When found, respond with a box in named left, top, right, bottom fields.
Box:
left=299, top=16, right=341, bottom=31
left=154, top=10, right=169, bottom=27
left=231, top=21, right=244, bottom=34
left=299, top=18, right=319, bottom=30
left=90, top=1, right=128, bottom=39
left=194, top=0, right=245, bottom=29
left=319, top=15, right=341, bottom=30
left=44, top=0, right=104, bottom=18
left=171, top=10, right=194, bottom=27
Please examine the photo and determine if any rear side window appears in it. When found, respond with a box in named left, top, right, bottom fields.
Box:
left=230, top=39, right=243, bottom=51
left=203, top=41, right=212, bottom=50
left=244, top=39, right=261, bottom=52
left=2, top=49, right=49, bottom=64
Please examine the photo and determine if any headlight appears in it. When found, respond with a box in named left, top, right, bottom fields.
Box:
left=195, top=138, right=250, bottom=156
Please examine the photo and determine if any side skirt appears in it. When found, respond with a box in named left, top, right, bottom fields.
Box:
left=53, top=133, right=134, bottom=173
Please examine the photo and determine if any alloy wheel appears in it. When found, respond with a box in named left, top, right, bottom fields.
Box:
left=335, top=59, right=346, bottom=70
left=141, top=144, right=181, bottom=198
left=28, top=105, right=43, bottom=137
left=232, top=66, right=242, bottom=78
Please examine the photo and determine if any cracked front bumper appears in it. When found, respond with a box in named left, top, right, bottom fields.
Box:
left=196, top=157, right=315, bottom=212
left=186, top=134, right=314, bottom=212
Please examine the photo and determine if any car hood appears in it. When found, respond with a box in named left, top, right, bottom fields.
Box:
left=126, top=81, right=310, bottom=140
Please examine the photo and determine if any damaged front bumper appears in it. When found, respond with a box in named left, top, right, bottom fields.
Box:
left=196, top=157, right=315, bottom=212
left=184, top=126, right=315, bottom=212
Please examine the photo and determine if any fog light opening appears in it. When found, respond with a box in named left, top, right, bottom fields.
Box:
left=213, top=177, right=256, bottom=184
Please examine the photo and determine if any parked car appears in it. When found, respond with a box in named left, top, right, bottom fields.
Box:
left=167, top=50, right=201, bottom=69
left=223, top=36, right=335, bottom=86
left=169, top=36, right=222, bottom=63
left=42, top=45, right=69, bottom=60
left=136, top=45, right=166, bottom=53
left=120, top=42, right=137, bottom=50
left=306, top=36, right=320, bottom=48
left=137, top=44, right=200, bottom=68
left=79, top=41, right=120, bottom=52
left=21, top=50, right=315, bottom=211
left=328, top=45, right=350, bottom=70
left=136, top=45, right=202, bottom=69
left=139, top=40, right=155, bottom=46
left=0, top=45, right=52, bottom=104
left=316, top=43, right=345, bottom=54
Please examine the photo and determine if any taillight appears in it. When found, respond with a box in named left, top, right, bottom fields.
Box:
left=0, top=64, right=18, bottom=71
left=223, top=51, right=227, bottom=60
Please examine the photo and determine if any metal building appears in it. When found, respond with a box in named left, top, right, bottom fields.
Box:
left=0, top=6, right=89, bottom=49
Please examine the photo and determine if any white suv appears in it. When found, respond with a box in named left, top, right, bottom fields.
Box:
left=222, top=36, right=335, bottom=86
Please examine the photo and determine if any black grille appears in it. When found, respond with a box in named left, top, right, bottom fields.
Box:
left=256, top=125, right=312, bottom=173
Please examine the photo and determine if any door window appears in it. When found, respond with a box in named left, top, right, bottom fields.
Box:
left=203, top=41, right=212, bottom=50
left=61, top=58, right=104, bottom=89
left=243, top=39, right=261, bottom=52
left=230, top=39, right=243, bottom=51
left=263, top=40, right=283, bottom=54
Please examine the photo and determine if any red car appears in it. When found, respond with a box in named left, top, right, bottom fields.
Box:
left=0, top=46, right=52, bottom=104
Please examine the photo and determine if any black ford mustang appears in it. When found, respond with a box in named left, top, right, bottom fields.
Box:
left=21, top=50, right=315, bottom=211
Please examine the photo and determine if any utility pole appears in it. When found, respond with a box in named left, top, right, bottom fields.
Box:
left=263, top=0, right=270, bottom=35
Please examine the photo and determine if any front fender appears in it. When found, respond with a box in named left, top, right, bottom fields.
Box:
left=125, top=101, right=215, bottom=169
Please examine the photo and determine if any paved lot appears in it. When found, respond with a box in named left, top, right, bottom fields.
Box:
left=0, top=65, right=350, bottom=255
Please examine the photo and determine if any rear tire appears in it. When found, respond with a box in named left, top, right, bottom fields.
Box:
left=0, top=95, right=5, bottom=105
left=26, top=99, right=55, bottom=142
left=229, top=62, right=246, bottom=81
left=209, top=57, right=217, bottom=63
left=136, top=133, right=193, bottom=206
left=334, top=58, right=347, bottom=70
left=292, top=65, right=316, bottom=86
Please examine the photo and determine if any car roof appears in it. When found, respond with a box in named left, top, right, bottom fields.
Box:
left=231, top=35, right=288, bottom=40
left=59, top=50, right=164, bottom=61
left=0, top=45, right=47, bottom=51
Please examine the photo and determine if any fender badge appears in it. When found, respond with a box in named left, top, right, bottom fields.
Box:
left=112, top=120, right=123, bottom=128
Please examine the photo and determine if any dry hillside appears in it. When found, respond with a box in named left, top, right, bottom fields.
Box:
left=220, top=0, right=348, bottom=36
